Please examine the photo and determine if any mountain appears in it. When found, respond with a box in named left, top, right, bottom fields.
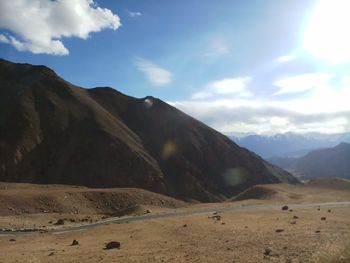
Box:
left=231, top=132, right=350, bottom=159
left=0, top=59, right=297, bottom=201
left=269, top=143, right=350, bottom=180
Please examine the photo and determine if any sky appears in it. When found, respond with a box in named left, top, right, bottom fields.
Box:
left=1, top=0, right=350, bottom=135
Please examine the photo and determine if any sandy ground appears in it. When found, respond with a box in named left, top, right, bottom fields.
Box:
left=1, top=205, right=350, bottom=263
left=1, top=179, right=350, bottom=263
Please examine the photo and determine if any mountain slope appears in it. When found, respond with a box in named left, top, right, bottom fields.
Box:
left=231, top=133, right=350, bottom=159
left=270, top=143, right=350, bottom=179
left=0, top=59, right=297, bottom=201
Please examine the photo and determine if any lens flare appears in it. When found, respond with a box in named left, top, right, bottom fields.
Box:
left=162, top=141, right=177, bottom=159
left=222, top=167, right=248, bottom=186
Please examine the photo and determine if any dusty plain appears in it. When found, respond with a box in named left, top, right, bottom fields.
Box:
left=1, top=178, right=350, bottom=263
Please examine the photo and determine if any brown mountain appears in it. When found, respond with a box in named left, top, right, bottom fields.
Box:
left=277, top=143, right=350, bottom=180
left=0, top=59, right=298, bottom=201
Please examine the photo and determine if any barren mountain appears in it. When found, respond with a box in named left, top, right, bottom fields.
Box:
left=0, top=59, right=297, bottom=201
left=279, top=143, right=350, bottom=179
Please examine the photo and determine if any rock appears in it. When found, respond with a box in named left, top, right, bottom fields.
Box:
left=289, top=209, right=293, bottom=212
left=281, top=205, right=288, bottom=211
left=321, top=217, right=326, bottom=221
left=146, top=210, right=151, bottom=214
left=293, top=215, right=299, bottom=219
left=208, top=215, right=221, bottom=221
left=105, top=241, right=121, bottom=250
left=48, top=252, right=54, bottom=256
left=183, top=224, right=187, bottom=227
left=275, top=229, right=284, bottom=233
left=315, top=230, right=320, bottom=233
left=9, top=239, right=16, bottom=242
left=221, top=222, right=226, bottom=225
left=54, top=219, right=64, bottom=225
left=71, top=239, right=79, bottom=246
left=290, top=221, right=297, bottom=225
left=328, top=210, right=331, bottom=213
left=264, top=248, right=272, bottom=255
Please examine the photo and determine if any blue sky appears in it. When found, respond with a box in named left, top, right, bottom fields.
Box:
left=1, top=0, right=350, bottom=135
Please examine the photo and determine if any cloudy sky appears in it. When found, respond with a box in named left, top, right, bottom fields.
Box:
left=1, top=0, right=350, bottom=135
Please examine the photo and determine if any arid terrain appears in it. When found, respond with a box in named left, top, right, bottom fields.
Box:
left=1, top=178, right=350, bottom=263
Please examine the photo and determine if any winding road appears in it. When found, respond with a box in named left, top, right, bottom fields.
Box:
left=1, top=201, right=350, bottom=236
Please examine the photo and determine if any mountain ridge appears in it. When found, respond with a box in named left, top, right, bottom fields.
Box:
left=0, top=59, right=298, bottom=201
left=231, top=132, right=350, bottom=159
left=269, top=142, right=350, bottom=180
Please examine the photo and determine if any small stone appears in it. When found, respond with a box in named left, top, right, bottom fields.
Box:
left=71, top=239, right=79, bottom=246
left=328, top=210, right=331, bottom=213
left=264, top=248, right=272, bottom=255
left=315, top=230, right=321, bottom=233
left=9, top=238, right=16, bottom=242
left=321, top=217, right=326, bottom=221
left=293, top=215, right=299, bottom=219
left=275, top=229, right=284, bottom=233
left=105, top=241, right=121, bottom=250
left=183, top=224, right=187, bottom=227
left=48, top=252, right=54, bottom=256
left=281, top=205, right=289, bottom=211
left=146, top=210, right=151, bottom=214
left=54, top=219, right=64, bottom=225
left=290, top=221, right=297, bottom=225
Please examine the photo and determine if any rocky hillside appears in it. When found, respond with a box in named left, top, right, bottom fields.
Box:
left=270, top=143, right=350, bottom=179
left=0, top=59, right=298, bottom=201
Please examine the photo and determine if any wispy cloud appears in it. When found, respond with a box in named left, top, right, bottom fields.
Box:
left=126, top=10, right=143, bottom=18
left=0, top=0, right=121, bottom=55
left=169, top=74, right=350, bottom=135
left=203, top=37, right=231, bottom=57
left=276, top=54, right=297, bottom=63
left=273, top=73, right=331, bottom=95
left=136, top=58, right=173, bottom=87
left=192, top=77, right=251, bottom=100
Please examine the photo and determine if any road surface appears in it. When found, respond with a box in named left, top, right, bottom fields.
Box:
left=1, top=201, right=350, bottom=236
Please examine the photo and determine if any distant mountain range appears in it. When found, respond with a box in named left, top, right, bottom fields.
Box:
left=269, top=143, right=350, bottom=180
left=230, top=132, right=350, bottom=159
left=0, top=59, right=297, bottom=202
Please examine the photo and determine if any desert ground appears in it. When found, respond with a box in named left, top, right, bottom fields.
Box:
left=1, top=178, right=350, bottom=263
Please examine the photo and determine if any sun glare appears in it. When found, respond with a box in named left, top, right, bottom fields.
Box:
left=303, top=0, right=350, bottom=64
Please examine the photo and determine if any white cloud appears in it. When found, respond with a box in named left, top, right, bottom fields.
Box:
left=126, top=10, right=142, bottom=18
left=192, top=77, right=251, bottom=100
left=276, top=54, right=297, bottom=63
left=0, top=0, right=121, bottom=55
left=136, top=58, right=173, bottom=87
left=204, top=37, right=231, bottom=57
left=169, top=75, right=350, bottom=135
left=273, top=73, right=331, bottom=95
